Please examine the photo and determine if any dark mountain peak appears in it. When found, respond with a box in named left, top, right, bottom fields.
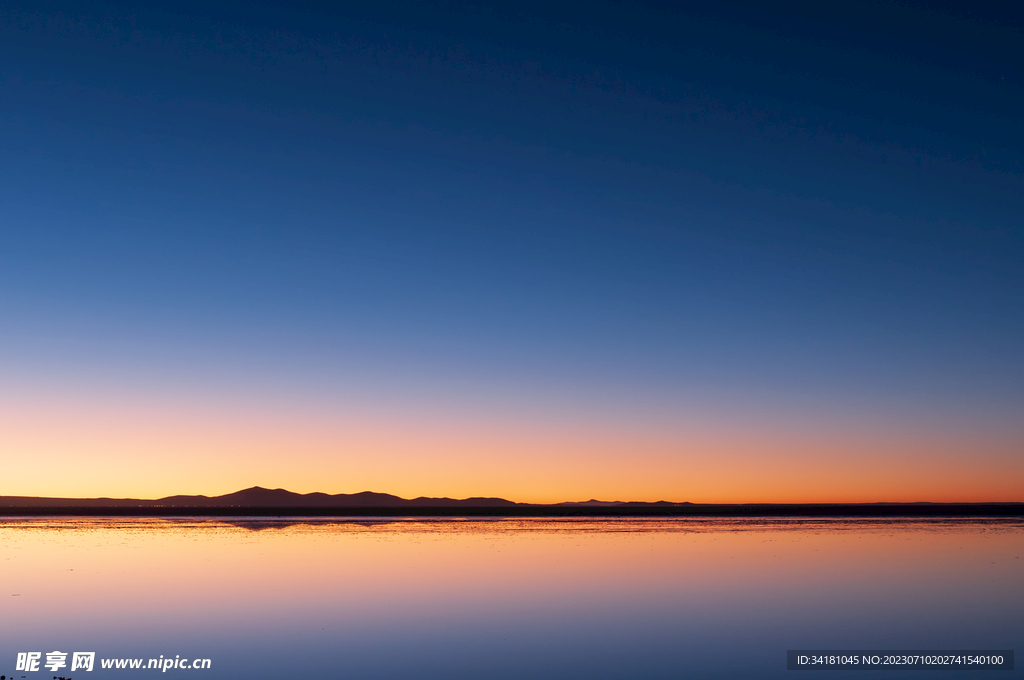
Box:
left=227, top=486, right=293, bottom=497
left=349, top=490, right=403, bottom=499
left=463, top=497, right=518, bottom=507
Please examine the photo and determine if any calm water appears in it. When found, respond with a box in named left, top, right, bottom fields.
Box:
left=1, top=517, right=1021, bottom=679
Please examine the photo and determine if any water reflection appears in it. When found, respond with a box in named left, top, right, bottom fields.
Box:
left=2, top=518, right=1020, bottom=679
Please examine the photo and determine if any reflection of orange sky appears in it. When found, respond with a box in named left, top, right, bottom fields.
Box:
left=3, top=519, right=1022, bottom=639
left=1, top=391, right=1022, bottom=502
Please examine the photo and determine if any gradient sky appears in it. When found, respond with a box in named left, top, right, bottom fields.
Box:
left=2, top=0, right=1022, bottom=502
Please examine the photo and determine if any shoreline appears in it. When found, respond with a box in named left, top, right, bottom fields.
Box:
left=2, top=503, right=1022, bottom=518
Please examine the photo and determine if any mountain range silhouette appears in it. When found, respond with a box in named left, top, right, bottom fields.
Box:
left=0, top=487, right=1019, bottom=517
left=0, top=486, right=523, bottom=508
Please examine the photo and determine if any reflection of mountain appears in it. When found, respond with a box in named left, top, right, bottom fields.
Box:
left=219, top=519, right=414, bottom=531
left=0, top=486, right=518, bottom=508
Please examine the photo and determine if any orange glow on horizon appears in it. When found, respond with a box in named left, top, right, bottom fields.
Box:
left=2, top=390, right=1022, bottom=504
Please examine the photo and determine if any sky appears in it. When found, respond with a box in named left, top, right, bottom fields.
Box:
left=1, top=0, right=1022, bottom=502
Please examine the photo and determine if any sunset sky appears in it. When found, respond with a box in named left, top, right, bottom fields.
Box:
left=2, top=0, right=1022, bottom=502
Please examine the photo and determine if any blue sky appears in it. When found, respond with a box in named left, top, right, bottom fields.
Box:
left=1, top=1, right=1022, bottom=499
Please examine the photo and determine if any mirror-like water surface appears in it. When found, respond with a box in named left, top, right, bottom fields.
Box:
left=2, top=518, right=1021, bottom=679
